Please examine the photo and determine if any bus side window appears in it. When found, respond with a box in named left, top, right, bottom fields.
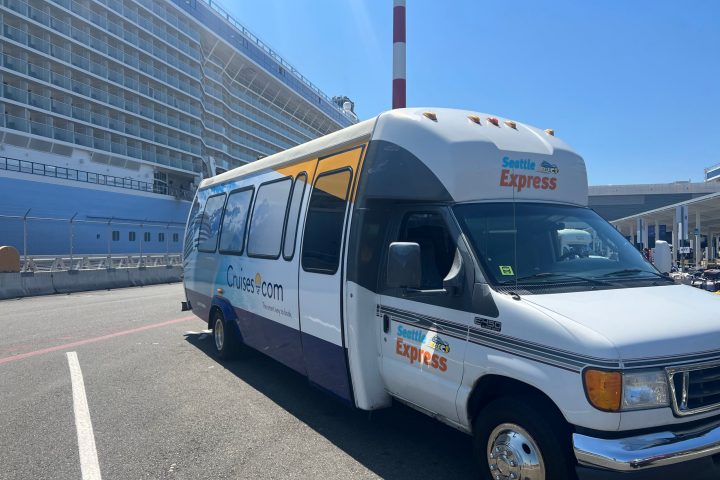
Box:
left=301, top=169, right=352, bottom=274
left=397, top=212, right=456, bottom=290
left=218, top=187, right=254, bottom=255
left=247, top=177, right=292, bottom=259
left=283, top=173, right=308, bottom=260
left=183, top=196, right=201, bottom=259
left=197, top=193, right=226, bottom=253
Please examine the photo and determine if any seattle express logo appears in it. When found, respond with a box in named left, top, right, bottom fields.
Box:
left=395, top=325, right=448, bottom=372
left=226, top=265, right=283, bottom=301
left=500, top=156, right=558, bottom=192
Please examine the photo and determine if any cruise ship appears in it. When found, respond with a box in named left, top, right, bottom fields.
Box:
left=0, top=0, right=357, bottom=256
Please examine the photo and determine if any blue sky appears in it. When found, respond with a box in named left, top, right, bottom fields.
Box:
left=222, top=1, right=719, bottom=185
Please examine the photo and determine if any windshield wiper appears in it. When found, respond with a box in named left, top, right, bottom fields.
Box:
left=601, top=269, right=667, bottom=278
left=502, top=272, right=613, bottom=286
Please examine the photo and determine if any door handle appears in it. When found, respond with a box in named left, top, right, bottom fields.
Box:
left=383, top=314, right=390, bottom=333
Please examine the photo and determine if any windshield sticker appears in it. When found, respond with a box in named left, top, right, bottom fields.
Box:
left=499, top=266, right=515, bottom=276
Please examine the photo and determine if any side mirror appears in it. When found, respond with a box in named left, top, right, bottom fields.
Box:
left=387, top=242, right=421, bottom=289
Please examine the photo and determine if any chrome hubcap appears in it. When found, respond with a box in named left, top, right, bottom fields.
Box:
left=214, top=317, right=224, bottom=351
left=487, top=423, right=545, bottom=480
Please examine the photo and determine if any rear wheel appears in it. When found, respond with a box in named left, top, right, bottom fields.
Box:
left=211, top=310, right=240, bottom=360
left=473, top=395, right=574, bottom=480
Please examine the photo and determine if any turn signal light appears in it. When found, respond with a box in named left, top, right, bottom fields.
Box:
left=584, top=369, right=622, bottom=412
left=544, top=128, right=555, bottom=136
left=468, top=115, right=481, bottom=125
left=423, top=111, right=437, bottom=121
left=487, top=117, right=500, bottom=127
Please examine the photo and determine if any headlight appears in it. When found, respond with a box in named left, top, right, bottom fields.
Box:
left=622, top=370, right=669, bottom=410
left=583, top=369, right=669, bottom=412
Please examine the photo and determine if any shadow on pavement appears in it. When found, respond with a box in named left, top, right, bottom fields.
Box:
left=184, top=332, right=477, bottom=480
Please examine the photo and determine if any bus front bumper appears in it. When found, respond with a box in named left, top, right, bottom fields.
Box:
left=573, top=419, right=720, bottom=479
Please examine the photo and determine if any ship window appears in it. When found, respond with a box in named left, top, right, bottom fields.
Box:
left=173, top=233, right=179, bottom=242
left=247, top=178, right=292, bottom=258
left=198, top=193, right=226, bottom=253
left=144, top=232, right=151, bottom=242
left=129, top=232, right=136, bottom=242
left=159, top=233, right=165, bottom=242
left=301, top=169, right=352, bottom=275
left=112, top=231, right=119, bottom=241
left=218, top=187, right=254, bottom=255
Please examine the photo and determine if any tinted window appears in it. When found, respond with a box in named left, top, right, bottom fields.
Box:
left=198, top=194, right=226, bottom=252
left=302, top=169, right=352, bottom=274
left=398, top=212, right=455, bottom=289
left=184, top=197, right=201, bottom=258
left=247, top=178, right=292, bottom=258
left=218, top=188, right=253, bottom=254
left=283, top=173, right=307, bottom=260
left=454, top=203, right=666, bottom=290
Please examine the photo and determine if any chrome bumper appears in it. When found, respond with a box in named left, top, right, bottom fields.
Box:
left=573, top=419, right=720, bottom=471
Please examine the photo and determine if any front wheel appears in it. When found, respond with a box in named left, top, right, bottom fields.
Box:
left=473, top=395, right=574, bottom=480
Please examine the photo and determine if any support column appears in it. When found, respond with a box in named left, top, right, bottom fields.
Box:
left=695, top=212, right=702, bottom=265
left=654, top=219, right=660, bottom=248
left=672, top=225, right=678, bottom=267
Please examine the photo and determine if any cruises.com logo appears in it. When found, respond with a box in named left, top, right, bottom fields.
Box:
left=226, top=265, right=283, bottom=301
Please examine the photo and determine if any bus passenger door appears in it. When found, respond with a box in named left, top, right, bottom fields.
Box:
left=298, top=146, right=364, bottom=404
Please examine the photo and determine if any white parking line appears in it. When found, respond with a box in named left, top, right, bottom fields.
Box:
left=66, top=351, right=102, bottom=480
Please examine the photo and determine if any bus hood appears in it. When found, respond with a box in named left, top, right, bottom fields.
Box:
left=522, top=284, right=720, bottom=365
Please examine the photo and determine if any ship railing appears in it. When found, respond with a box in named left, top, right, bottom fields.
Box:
left=18, top=253, right=182, bottom=272
left=0, top=156, right=195, bottom=201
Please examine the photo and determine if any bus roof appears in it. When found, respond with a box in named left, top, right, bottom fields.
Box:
left=199, top=118, right=376, bottom=190
left=200, top=108, right=588, bottom=206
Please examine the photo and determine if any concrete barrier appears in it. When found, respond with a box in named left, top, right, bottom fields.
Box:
left=0, top=266, right=182, bottom=300
left=20, top=272, right=56, bottom=297
left=127, top=266, right=181, bottom=286
left=0, top=272, right=26, bottom=299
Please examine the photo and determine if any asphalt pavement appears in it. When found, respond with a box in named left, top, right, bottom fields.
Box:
left=0, top=284, right=476, bottom=479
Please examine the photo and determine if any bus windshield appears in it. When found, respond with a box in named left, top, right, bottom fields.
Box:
left=453, top=202, right=668, bottom=290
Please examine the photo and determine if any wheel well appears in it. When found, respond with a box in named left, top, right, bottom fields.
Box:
left=466, top=375, right=567, bottom=427
left=208, top=306, right=222, bottom=329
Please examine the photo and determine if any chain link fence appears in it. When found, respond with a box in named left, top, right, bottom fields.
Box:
left=0, top=213, right=186, bottom=267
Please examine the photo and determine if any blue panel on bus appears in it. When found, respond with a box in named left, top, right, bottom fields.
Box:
left=301, top=332, right=353, bottom=405
left=233, top=305, right=306, bottom=376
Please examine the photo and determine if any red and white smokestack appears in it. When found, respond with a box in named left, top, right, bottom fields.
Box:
left=392, top=0, right=406, bottom=109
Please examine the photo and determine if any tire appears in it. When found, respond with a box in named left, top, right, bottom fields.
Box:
left=211, top=310, right=240, bottom=360
left=473, top=395, right=574, bottom=480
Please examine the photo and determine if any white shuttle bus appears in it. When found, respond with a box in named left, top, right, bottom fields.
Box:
left=183, top=108, right=720, bottom=479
